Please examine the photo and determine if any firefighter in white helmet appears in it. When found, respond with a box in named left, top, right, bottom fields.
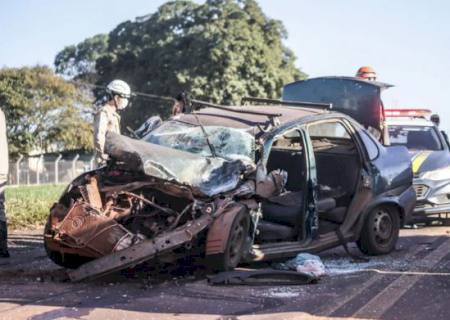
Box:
left=93, top=79, right=131, bottom=166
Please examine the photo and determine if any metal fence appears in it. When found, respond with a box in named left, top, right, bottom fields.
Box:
left=8, top=154, right=95, bottom=185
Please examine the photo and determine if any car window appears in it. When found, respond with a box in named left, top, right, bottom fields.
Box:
left=308, top=121, right=351, bottom=140
left=359, top=130, right=379, bottom=160
left=388, top=125, right=442, bottom=151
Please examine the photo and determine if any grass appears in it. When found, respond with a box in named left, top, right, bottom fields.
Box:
left=5, top=184, right=66, bottom=230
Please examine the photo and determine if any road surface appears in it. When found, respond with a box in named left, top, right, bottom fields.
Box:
left=0, top=226, right=449, bottom=320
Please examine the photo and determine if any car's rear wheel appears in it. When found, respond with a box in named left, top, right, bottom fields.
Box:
left=357, top=205, right=400, bottom=255
left=207, top=210, right=250, bottom=272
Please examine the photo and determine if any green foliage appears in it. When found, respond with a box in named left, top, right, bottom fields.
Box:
left=5, top=184, right=65, bottom=230
left=55, top=0, right=306, bottom=129
left=54, top=34, right=108, bottom=82
left=0, top=66, right=94, bottom=157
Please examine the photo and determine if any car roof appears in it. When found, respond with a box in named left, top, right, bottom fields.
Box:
left=386, top=117, right=434, bottom=127
left=174, top=105, right=329, bottom=131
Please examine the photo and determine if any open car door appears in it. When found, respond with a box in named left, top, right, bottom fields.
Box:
left=282, top=77, right=393, bottom=141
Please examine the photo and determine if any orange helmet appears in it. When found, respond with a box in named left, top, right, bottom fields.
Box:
left=356, top=66, right=377, bottom=81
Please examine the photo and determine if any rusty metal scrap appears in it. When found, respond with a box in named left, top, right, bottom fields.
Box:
left=68, top=214, right=212, bottom=282
left=101, top=181, right=156, bottom=193
left=54, top=202, right=138, bottom=257
left=81, top=176, right=103, bottom=210
left=119, top=191, right=177, bottom=216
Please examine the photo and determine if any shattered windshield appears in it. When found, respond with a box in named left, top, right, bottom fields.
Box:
left=388, top=125, right=442, bottom=151
left=142, top=120, right=255, bottom=163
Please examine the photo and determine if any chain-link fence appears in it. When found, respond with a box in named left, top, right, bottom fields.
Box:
left=8, top=154, right=95, bottom=185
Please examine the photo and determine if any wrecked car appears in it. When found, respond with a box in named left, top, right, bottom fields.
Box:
left=44, top=101, right=415, bottom=281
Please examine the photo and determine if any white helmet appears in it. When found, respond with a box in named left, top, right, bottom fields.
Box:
left=106, top=79, right=131, bottom=98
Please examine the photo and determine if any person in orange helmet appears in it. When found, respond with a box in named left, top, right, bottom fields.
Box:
left=356, top=66, right=377, bottom=81
left=356, top=66, right=381, bottom=139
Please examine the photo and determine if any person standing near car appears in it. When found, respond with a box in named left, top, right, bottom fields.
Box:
left=431, top=114, right=450, bottom=148
left=171, top=91, right=191, bottom=116
left=93, top=80, right=131, bottom=166
left=355, top=67, right=382, bottom=139
left=0, top=107, right=9, bottom=258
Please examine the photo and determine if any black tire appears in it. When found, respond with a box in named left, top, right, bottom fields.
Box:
left=44, top=219, right=92, bottom=269
left=207, top=210, right=250, bottom=272
left=357, top=205, right=400, bottom=255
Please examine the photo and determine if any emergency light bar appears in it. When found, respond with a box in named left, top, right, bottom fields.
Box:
left=384, top=108, right=432, bottom=118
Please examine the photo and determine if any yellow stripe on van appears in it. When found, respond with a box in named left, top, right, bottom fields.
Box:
left=412, top=151, right=432, bottom=173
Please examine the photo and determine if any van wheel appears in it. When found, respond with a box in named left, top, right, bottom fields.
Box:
left=207, top=210, right=250, bottom=272
left=357, top=206, right=400, bottom=255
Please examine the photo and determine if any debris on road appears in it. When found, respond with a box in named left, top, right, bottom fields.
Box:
left=273, top=253, right=326, bottom=278
left=323, top=255, right=408, bottom=276
left=258, top=287, right=306, bottom=298
left=207, top=268, right=317, bottom=285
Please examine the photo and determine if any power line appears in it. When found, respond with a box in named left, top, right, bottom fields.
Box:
left=69, top=80, right=175, bottom=102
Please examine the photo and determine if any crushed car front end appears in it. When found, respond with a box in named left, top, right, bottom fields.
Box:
left=44, top=122, right=260, bottom=280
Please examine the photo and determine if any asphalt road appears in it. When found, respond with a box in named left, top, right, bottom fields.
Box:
left=0, top=226, right=449, bottom=320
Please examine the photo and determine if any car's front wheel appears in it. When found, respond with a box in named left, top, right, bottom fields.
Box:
left=357, top=205, right=400, bottom=255
left=207, top=210, right=250, bottom=272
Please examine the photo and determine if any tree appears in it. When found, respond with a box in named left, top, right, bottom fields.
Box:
left=55, top=0, right=306, bottom=128
left=0, top=66, right=93, bottom=157
left=54, top=34, right=108, bottom=83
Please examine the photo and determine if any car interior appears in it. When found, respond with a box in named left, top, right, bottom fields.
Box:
left=256, top=129, right=307, bottom=243
left=256, top=120, right=362, bottom=243
left=309, top=121, right=361, bottom=234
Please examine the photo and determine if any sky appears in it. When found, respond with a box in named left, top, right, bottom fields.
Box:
left=1, top=0, right=450, bottom=131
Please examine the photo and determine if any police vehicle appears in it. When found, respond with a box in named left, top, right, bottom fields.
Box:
left=386, top=109, right=450, bottom=222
